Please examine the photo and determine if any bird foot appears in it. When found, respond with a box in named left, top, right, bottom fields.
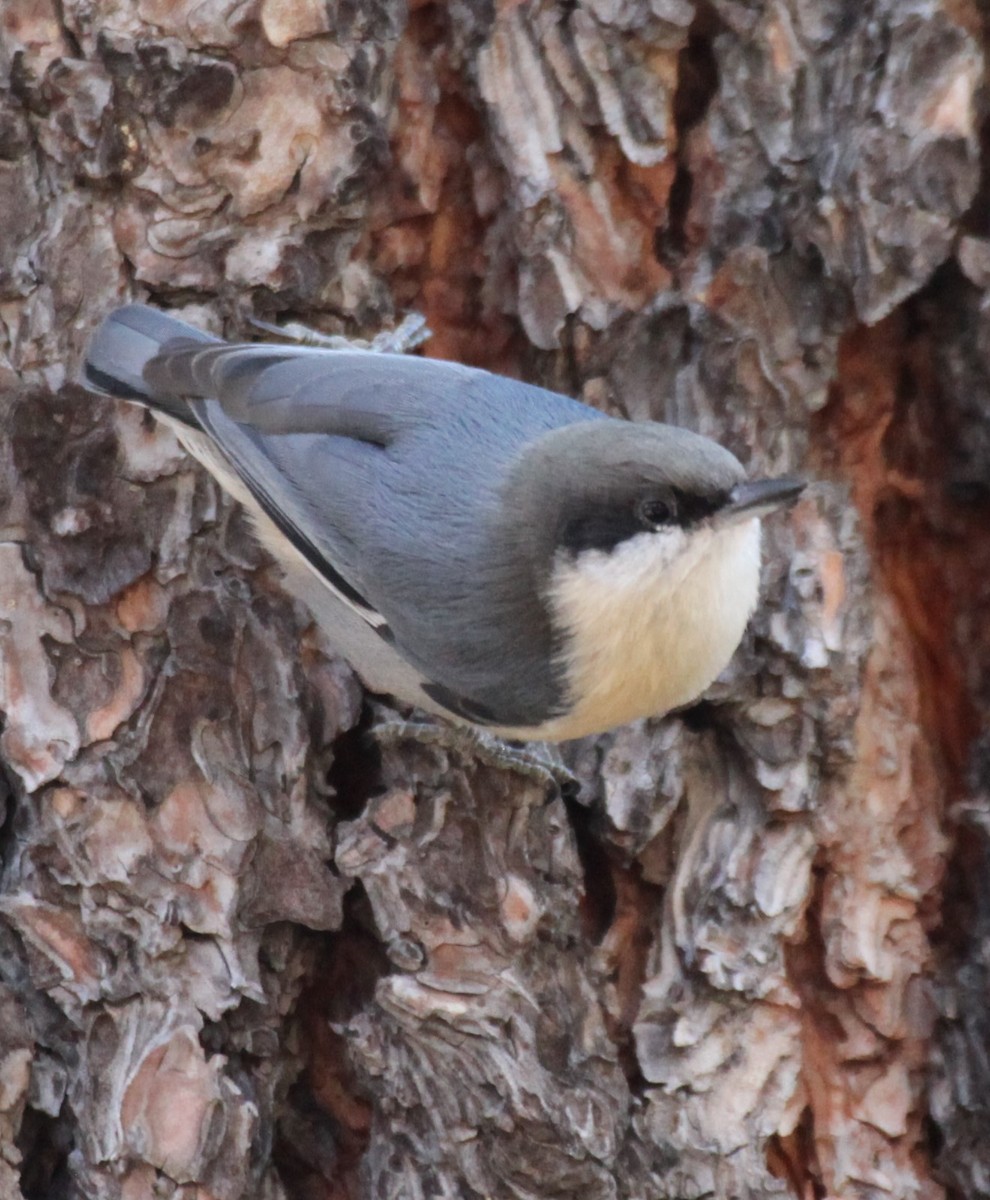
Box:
left=247, top=312, right=431, bottom=355
left=370, top=714, right=577, bottom=797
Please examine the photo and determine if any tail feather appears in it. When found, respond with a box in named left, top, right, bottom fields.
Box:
left=81, top=304, right=218, bottom=424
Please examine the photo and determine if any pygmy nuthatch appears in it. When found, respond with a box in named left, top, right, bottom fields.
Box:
left=82, top=305, right=803, bottom=741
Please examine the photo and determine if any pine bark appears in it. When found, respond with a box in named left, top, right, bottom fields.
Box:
left=1, top=1, right=988, bottom=1197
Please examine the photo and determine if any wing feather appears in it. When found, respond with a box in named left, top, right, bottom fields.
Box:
left=145, top=339, right=605, bottom=726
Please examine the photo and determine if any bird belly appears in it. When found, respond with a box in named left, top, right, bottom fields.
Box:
left=530, top=520, right=762, bottom=741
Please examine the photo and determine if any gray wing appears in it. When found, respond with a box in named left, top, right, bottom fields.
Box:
left=146, top=341, right=605, bottom=725
left=146, top=342, right=482, bottom=439
left=146, top=342, right=597, bottom=597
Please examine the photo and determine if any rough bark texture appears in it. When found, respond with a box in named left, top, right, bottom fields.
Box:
left=1, top=1, right=988, bottom=1197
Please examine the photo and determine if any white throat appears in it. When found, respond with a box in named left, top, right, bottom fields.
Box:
left=531, top=519, right=762, bottom=741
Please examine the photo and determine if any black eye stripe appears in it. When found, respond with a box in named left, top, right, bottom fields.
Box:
left=559, top=509, right=643, bottom=555
left=665, top=487, right=729, bottom=524
left=558, top=487, right=730, bottom=556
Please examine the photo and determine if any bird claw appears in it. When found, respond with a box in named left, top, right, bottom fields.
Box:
left=368, top=313, right=431, bottom=354
left=370, top=714, right=577, bottom=797
left=246, top=312, right=431, bottom=355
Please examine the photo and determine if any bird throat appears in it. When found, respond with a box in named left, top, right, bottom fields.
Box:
left=533, top=519, right=762, bottom=740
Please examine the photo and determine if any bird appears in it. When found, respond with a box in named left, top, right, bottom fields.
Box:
left=81, top=303, right=804, bottom=743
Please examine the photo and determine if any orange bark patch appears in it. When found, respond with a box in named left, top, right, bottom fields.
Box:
left=86, top=646, right=146, bottom=743
left=549, top=144, right=673, bottom=304
left=823, top=317, right=980, bottom=776
left=116, top=575, right=169, bottom=633
left=794, top=309, right=987, bottom=1197
left=366, top=7, right=520, bottom=370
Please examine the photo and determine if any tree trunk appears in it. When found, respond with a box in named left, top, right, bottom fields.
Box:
left=1, top=1, right=988, bottom=1197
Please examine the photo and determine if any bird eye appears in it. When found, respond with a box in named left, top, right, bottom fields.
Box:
left=637, top=495, right=677, bottom=528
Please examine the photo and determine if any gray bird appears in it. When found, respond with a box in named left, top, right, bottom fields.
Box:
left=82, top=304, right=803, bottom=742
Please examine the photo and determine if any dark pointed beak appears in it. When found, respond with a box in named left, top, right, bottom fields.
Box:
left=719, top=477, right=805, bottom=525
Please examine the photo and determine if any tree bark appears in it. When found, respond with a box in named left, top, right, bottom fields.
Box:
left=1, top=1, right=988, bottom=1197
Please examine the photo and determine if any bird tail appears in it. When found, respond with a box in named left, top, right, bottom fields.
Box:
left=81, top=304, right=218, bottom=425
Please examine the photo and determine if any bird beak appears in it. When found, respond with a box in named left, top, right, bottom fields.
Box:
left=717, top=477, right=806, bottom=526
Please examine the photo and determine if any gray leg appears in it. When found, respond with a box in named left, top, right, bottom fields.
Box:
left=370, top=712, right=577, bottom=795
left=369, top=313, right=431, bottom=354
left=246, top=312, right=431, bottom=355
